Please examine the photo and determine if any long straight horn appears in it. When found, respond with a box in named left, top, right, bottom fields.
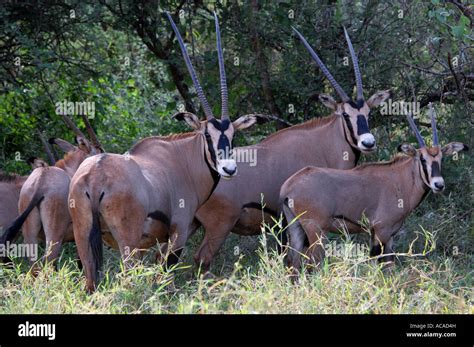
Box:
left=36, top=129, right=56, bottom=165
left=214, top=12, right=229, bottom=120
left=166, top=12, right=214, bottom=120
left=343, top=27, right=363, bottom=101
left=429, top=103, right=439, bottom=146
left=59, top=113, right=86, bottom=139
left=292, top=27, right=350, bottom=103
left=80, top=114, right=104, bottom=152
left=406, top=113, right=426, bottom=147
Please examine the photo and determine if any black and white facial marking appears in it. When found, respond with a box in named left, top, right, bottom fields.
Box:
left=399, top=141, right=468, bottom=194
left=205, top=118, right=236, bottom=178
left=341, top=99, right=376, bottom=153
left=418, top=146, right=445, bottom=192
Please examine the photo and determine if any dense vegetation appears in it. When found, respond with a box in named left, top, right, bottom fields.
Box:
left=0, top=1, right=472, bottom=313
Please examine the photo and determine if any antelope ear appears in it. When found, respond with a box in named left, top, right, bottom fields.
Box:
left=318, top=94, right=337, bottom=110
left=442, top=142, right=468, bottom=156
left=398, top=143, right=417, bottom=156
left=76, top=136, right=93, bottom=154
left=172, top=111, right=201, bottom=130
left=27, top=157, right=48, bottom=168
left=367, top=90, right=391, bottom=108
left=31, top=158, right=48, bottom=168
left=50, top=138, right=76, bottom=153
left=233, top=114, right=267, bottom=131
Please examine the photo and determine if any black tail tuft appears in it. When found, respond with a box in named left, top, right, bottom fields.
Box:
left=0, top=195, right=44, bottom=245
left=0, top=195, right=44, bottom=262
left=88, top=207, right=103, bottom=285
left=242, top=202, right=278, bottom=217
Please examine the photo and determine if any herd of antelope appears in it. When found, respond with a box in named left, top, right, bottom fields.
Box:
left=0, top=13, right=468, bottom=292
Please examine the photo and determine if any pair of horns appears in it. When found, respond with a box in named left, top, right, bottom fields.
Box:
left=293, top=27, right=363, bottom=103
left=58, top=113, right=103, bottom=151
left=167, top=12, right=228, bottom=121
left=406, top=103, right=439, bottom=147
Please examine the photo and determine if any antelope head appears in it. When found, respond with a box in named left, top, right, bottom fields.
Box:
left=50, top=105, right=104, bottom=174
left=168, top=12, right=265, bottom=178
left=293, top=27, right=390, bottom=153
left=398, top=104, right=468, bottom=193
left=49, top=136, right=100, bottom=173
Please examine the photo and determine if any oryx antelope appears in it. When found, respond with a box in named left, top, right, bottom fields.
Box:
left=0, top=157, right=49, bottom=238
left=68, top=13, right=265, bottom=292
left=0, top=117, right=103, bottom=267
left=280, top=105, right=468, bottom=273
left=192, top=27, right=390, bottom=272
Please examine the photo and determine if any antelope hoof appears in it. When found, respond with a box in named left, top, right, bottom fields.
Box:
left=0, top=257, right=14, bottom=268
left=288, top=267, right=300, bottom=284
left=30, top=264, right=42, bottom=277
left=154, top=272, right=176, bottom=288
left=201, top=271, right=216, bottom=281
left=381, top=260, right=395, bottom=271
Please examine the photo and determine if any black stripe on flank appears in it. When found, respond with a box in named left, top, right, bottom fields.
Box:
left=333, top=215, right=363, bottom=229
left=246, top=201, right=288, bottom=252
left=242, top=202, right=278, bottom=217
left=147, top=210, right=170, bottom=229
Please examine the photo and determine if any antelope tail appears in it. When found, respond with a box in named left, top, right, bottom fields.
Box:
left=282, top=198, right=307, bottom=261
left=88, top=192, right=103, bottom=285
left=0, top=194, right=44, bottom=262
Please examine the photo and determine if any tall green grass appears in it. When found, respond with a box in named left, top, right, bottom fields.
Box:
left=0, top=199, right=471, bottom=314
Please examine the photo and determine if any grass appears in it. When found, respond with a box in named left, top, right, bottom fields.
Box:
left=0, top=195, right=471, bottom=314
